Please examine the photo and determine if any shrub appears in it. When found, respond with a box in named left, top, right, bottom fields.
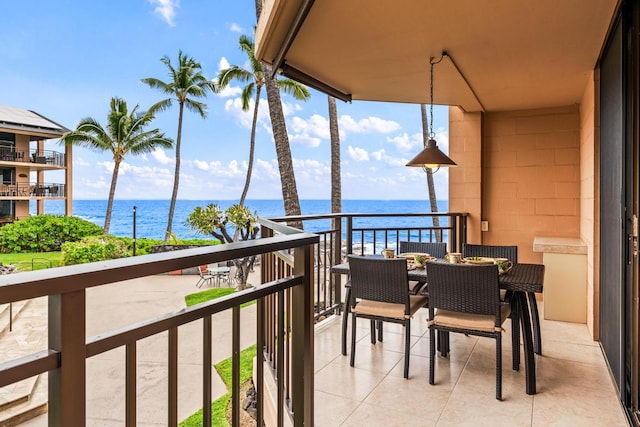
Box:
left=0, top=215, right=104, bottom=253
left=117, top=237, right=220, bottom=256
left=61, top=235, right=130, bottom=265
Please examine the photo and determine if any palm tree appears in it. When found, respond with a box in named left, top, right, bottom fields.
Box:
left=420, top=104, right=441, bottom=241
left=216, top=32, right=310, bottom=208
left=61, top=97, right=173, bottom=233
left=255, top=0, right=310, bottom=225
left=141, top=51, right=215, bottom=241
left=329, top=96, right=341, bottom=215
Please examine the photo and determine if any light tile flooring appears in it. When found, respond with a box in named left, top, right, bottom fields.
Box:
left=313, top=303, right=630, bottom=426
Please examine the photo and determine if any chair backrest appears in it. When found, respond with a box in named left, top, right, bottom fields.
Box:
left=462, top=244, right=518, bottom=263
left=348, top=255, right=409, bottom=308
left=425, top=262, right=500, bottom=316
left=199, top=265, right=208, bottom=276
left=398, top=241, right=447, bottom=258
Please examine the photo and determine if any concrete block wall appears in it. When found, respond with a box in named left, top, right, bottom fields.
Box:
left=449, top=106, right=582, bottom=264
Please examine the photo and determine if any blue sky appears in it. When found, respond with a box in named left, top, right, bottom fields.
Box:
left=0, top=0, right=450, bottom=201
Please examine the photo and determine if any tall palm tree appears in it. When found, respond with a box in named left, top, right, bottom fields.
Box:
left=141, top=50, right=215, bottom=241
left=61, top=97, right=173, bottom=233
left=420, top=104, right=441, bottom=241
left=329, top=96, right=341, bottom=214
left=216, top=32, right=310, bottom=208
left=255, top=0, right=309, bottom=225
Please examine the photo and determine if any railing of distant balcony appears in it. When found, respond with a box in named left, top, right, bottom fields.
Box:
left=30, top=149, right=65, bottom=167
left=0, top=148, right=65, bottom=167
left=0, top=182, right=65, bottom=198
left=267, top=212, right=468, bottom=321
left=0, top=219, right=317, bottom=426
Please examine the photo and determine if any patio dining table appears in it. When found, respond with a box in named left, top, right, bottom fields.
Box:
left=331, top=259, right=544, bottom=395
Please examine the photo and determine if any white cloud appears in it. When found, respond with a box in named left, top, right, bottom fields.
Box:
left=387, top=132, right=422, bottom=154
left=217, top=85, right=242, bottom=98
left=193, top=160, right=210, bottom=170
left=151, top=148, right=174, bottom=165
left=347, top=146, right=369, bottom=161
left=288, top=114, right=330, bottom=147
left=339, top=115, right=401, bottom=134
left=218, top=57, right=230, bottom=71
left=149, top=0, right=179, bottom=27
left=224, top=97, right=270, bottom=128
left=230, top=23, right=242, bottom=33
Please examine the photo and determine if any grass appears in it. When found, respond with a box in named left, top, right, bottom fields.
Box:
left=185, top=287, right=256, bottom=308
left=179, top=344, right=257, bottom=427
left=0, top=251, right=62, bottom=270
left=181, top=286, right=258, bottom=426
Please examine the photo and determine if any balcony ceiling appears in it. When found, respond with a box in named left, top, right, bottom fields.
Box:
left=256, top=0, right=619, bottom=112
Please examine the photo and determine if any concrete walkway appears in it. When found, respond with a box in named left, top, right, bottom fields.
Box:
left=8, top=271, right=260, bottom=426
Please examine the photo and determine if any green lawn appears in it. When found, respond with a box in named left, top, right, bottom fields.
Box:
left=179, top=345, right=257, bottom=427
left=0, top=252, right=62, bottom=270
left=181, top=288, right=257, bottom=426
left=185, top=287, right=256, bottom=308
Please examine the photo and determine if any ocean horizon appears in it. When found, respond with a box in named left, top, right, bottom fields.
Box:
left=30, top=199, right=449, bottom=241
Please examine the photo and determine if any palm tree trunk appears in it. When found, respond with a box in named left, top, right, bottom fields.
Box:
left=256, top=0, right=302, bottom=228
left=104, top=160, right=121, bottom=233
left=264, top=64, right=303, bottom=226
left=165, top=102, right=184, bottom=241
left=329, top=96, right=341, bottom=215
left=420, top=104, right=441, bottom=242
left=239, top=86, right=261, bottom=207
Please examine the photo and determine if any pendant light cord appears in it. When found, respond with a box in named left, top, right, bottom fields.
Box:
left=429, top=53, right=446, bottom=139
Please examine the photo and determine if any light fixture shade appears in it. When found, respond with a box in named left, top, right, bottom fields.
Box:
left=406, top=138, right=457, bottom=168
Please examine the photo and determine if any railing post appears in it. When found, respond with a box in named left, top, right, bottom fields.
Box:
left=346, top=216, right=353, bottom=255
left=332, top=215, right=342, bottom=313
left=48, top=290, right=86, bottom=427
left=291, top=244, right=314, bottom=425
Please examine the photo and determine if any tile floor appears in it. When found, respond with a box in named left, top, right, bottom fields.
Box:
left=312, top=303, right=630, bottom=426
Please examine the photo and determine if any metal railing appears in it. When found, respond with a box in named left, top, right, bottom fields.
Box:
left=0, top=148, right=65, bottom=167
left=30, top=149, right=65, bottom=167
left=0, top=182, right=65, bottom=198
left=268, top=212, right=468, bottom=321
left=0, top=219, right=317, bottom=426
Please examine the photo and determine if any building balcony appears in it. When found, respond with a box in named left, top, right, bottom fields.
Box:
left=0, top=148, right=65, bottom=168
left=0, top=182, right=65, bottom=199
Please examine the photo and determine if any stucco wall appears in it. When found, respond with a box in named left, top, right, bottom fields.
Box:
left=580, top=71, right=599, bottom=338
left=448, top=108, right=482, bottom=243
left=449, top=106, right=582, bottom=264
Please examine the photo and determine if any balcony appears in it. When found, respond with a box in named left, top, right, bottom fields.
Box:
left=0, top=148, right=65, bottom=168
left=0, top=214, right=629, bottom=426
left=0, top=182, right=65, bottom=199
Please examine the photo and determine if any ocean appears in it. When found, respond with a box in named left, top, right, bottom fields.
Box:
left=30, top=199, right=449, bottom=241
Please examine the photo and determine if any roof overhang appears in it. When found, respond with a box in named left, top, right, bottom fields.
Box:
left=256, top=0, right=619, bottom=112
left=0, top=105, right=69, bottom=140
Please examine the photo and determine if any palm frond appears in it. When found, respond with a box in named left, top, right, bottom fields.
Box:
left=241, top=83, right=255, bottom=111
left=277, top=78, right=311, bottom=101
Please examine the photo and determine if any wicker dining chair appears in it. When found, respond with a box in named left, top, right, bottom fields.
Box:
left=461, top=244, right=542, bottom=355
left=425, top=262, right=511, bottom=400
left=348, top=255, right=428, bottom=378
left=398, top=241, right=447, bottom=259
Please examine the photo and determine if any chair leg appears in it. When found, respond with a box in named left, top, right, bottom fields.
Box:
left=403, top=320, right=410, bottom=379
left=496, top=334, right=503, bottom=401
left=528, top=292, right=542, bottom=354
left=196, top=278, right=204, bottom=288
left=370, top=320, right=376, bottom=344
left=378, top=320, right=384, bottom=342
left=511, top=299, right=521, bottom=371
left=429, top=326, right=436, bottom=385
left=350, top=313, right=357, bottom=367
left=341, top=288, right=351, bottom=356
